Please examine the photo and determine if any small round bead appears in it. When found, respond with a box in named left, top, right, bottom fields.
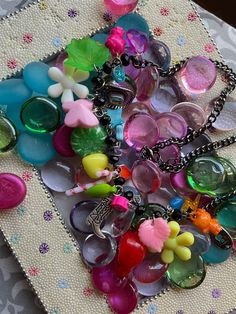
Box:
left=114, top=177, right=126, bottom=186
left=124, top=191, right=134, bottom=201
left=100, top=115, right=111, bottom=126
left=92, top=77, right=104, bottom=88
left=121, top=53, right=130, bottom=66
left=103, top=62, right=112, bottom=74
left=109, top=155, right=119, bottom=164
left=171, top=211, right=182, bottom=221
left=105, top=136, right=117, bottom=146
left=94, top=97, right=106, bottom=107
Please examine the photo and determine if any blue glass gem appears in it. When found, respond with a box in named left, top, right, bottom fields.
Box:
left=112, top=65, right=126, bottom=83
left=92, top=33, right=109, bottom=45
left=202, top=236, right=232, bottom=264
left=107, top=108, right=124, bottom=141
left=169, top=196, right=184, bottom=211
left=0, top=79, right=32, bottom=106
left=115, top=13, right=149, bottom=36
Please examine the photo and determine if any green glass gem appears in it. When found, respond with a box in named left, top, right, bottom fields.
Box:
left=71, top=126, right=107, bottom=157
left=167, top=255, right=206, bottom=289
left=213, top=157, right=236, bottom=195
left=0, top=116, right=17, bottom=153
left=21, top=97, right=60, bottom=133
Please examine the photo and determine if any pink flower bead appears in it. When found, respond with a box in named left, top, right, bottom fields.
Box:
left=111, top=195, right=129, bottom=212
left=106, top=27, right=126, bottom=56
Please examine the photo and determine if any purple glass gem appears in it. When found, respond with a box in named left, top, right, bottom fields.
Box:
left=132, top=276, right=169, bottom=297
left=122, top=102, right=151, bottom=121
left=155, top=112, right=187, bottom=140
left=158, top=144, right=180, bottom=166
left=136, top=66, right=160, bottom=101
left=107, top=280, right=138, bottom=314
left=177, top=56, right=217, bottom=94
left=39, top=242, right=49, bottom=254
left=144, top=39, right=171, bottom=71
left=124, top=113, right=160, bottom=151
left=53, top=124, right=75, bottom=157
left=126, top=29, right=149, bottom=54
left=43, top=210, right=53, bottom=221
left=170, top=169, right=197, bottom=197
left=55, top=51, right=68, bottom=72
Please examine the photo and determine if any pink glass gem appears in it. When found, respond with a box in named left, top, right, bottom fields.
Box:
left=0, top=173, right=27, bottom=210
left=171, top=102, right=206, bottom=130
left=136, top=66, right=160, bottom=101
left=132, top=160, right=162, bottom=194
left=122, top=102, right=151, bottom=121
left=178, top=56, right=217, bottom=94
left=158, top=145, right=180, bottom=166
left=104, top=0, right=138, bottom=16
left=53, top=124, right=75, bottom=157
left=124, top=113, right=159, bottom=151
left=107, top=280, right=138, bottom=314
left=126, top=29, right=148, bottom=54
left=111, top=195, right=129, bottom=212
left=170, top=169, right=197, bottom=197
left=155, top=112, right=187, bottom=140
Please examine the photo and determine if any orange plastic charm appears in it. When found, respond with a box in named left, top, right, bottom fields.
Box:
left=190, top=208, right=222, bottom=235
left=181, top=194, right=201, bottom=213
left=119, top=165, right=131, bottom=180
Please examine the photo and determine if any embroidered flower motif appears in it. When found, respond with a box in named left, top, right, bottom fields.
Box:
left=154, top=27, right=163, bottom=36
left=176, top=311, right=184, bottom=314
left=7, top=59, right=17, bottom=69
left=139, top=0, right=149, bottom=6
left=39, top=242, right=49, bottom=254
left=147, top=303, right=158, bottom=314
left=208, top=311, right=216, bottom=314
left=212, top=288, right=221, bottom=299
left=49, top=308, right=61, bottom=314
left=17, top=206, right=27, bottom=217
left=28, top=266, right=40, bottom=276
left=22, top=171, right=33, bottom=182
left=188, top=12, right=197, bottom=21
left=221, top=73, right=229, bottom=83
left=23, top=33, right=33, bottom=43
left=83, top=287, right=94, bottom=297
left=38, top=1, right=48, bottom=10
left=177, top=36, right=187, bottom=46
left=43, top=210, right=53, bottom=221
left=160, top=7, right=169, bottom=16
left=52, top=37, right=62, bottom=48
left=10, top=234, right=21, bottom=245
left=103, top=11, right=112, bottom=22
left=204, top=43, right=215, bottom=53
left=58, top=278, right=69, bottom=289
left=68, top=8, right=78, bottom=18
left=63, top=243, right=74, bottom=254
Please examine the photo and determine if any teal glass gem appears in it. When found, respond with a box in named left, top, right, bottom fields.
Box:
left=167, top=254, right=206, bottom=289
left=71, top=126, right=107, bottom=158
left=112, top=65, right=126, bottom=83
left=0, top=116, right=17, bottom=153
left=21, top=97, right=60, bottom=133
left=0, top=78, right=32, bottom=106
left=202, top=236, right=232, bottom=264
left=217, top=200, right=236, bottom=232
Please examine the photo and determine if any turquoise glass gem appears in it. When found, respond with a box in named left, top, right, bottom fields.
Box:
left=0, top=79, right=32, bottom=106
left=112, top=65, right=126, bottom=83
left=17, top=132, right=56, bottom=165
left=217, top=200, right=236, bottom=232
left=202, top=237, right=232, bottom=264
left=23, top=62, right=55, bottom=95
left=115, top=13, right=149, bottom=35
left=107, top=108, right=124, bottom=141
left=0, top=116, right=17, bottom=153
left=6, top=103, right=26, bottom=131
left=21, top=97, right=60, bottom=133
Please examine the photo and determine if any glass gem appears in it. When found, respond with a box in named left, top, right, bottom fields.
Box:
left=167, top=255, right=206, bottom=289
left=122, top=102, right=151, bottom=121
left=144, top=39, right=171, bottom=71
left=104, top=0, right=138, bottom=16
left=123, top=185, right=144, bottom=205
left=53, top=124, right=75, bottom=157
left=136, top=66, right=160, bottom=101
left=82, top=233, right=117, bottom=267
left=21, top=97, right=60, bottom=133
left=115, top=13, right=149, bottom=35
left=170, top=169, right=197, bottom=197
left=155, top=112, right=187, bottom=140
left=70, top=200, right=99, bottom=233
left=126, top=29, right=148, bottom=54
left=217, top=200, right=236, bottom=231
left=0, top=78, right=32, bottom=106
left=148, top=183, right=176, bottom=208
left=171, top=102, right=206, bottom=130
left=0, top=173, right=27, bottom=210
left=124, top=113, right=159, bottom=151
left=55, top=51, right=68, bottom=72
left=17, top=133, right=56, bottom=165
left=107, top=280, right=138, bottom=314
left=0, top=116, right=17, bottom=153
left=6, top=102, right=26, bottom=132
left=181, top=133, right=213, bottom=156
left=71, top=126, right=107, bottom=158
left=177, top=56, right=217, bottom=95
left=92, top=33, right=109, bottom=45
left=132, top=276, right=169, bottom=297
left=157, top=144, right=180, bottom=166
left=112, top=65, right=126, bottom=83
left=132, top=160, right=162, bottom=194
left=41, top=159, right=75, bottom=192
left=202, top=237, right=232, bottom=264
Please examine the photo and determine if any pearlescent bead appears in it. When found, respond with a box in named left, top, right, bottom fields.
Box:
left=104, top=0, right=138, bottom=16
left=155, top=112, right=187, bottom=140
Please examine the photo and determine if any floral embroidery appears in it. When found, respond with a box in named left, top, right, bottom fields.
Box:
left=49, top=308, right=61, bottom=314
left=23, top=33, right=33, bottom=43
left=22, top=171, right=33, bottom=182
left=7, top=59, right=17, bottom=69
left=68, top=8, right=78, bottom=18
left=188, top=12, right=197, bottom=21
left=208, top=311, right=216, bottom=314
left=43, top=210, right=53, bottom=221
left=154, top=27, right=163, bottom=36
left=212, top=288, right=221, bottom=298
left=204, top=43, right=215, bottom=53
left=58, top=278, right=69, bottom=289
left=17, top=206, right=27, bottom=217
left=176, top=311, right=184, bottom=314
left=52, top=37, right=62, bottom=48
left=28, top=266, right=40, bottom=276
left=83, top=287, right=94, bottom=297
left=103, top=11, right=112, bottom=22
left=160, top=7, right=169, bottom=16
left=38, top=1, right=48, bottom=10
left=147, top=303, right=158, bottom=314
left=10, top=234, right=21, bottom=245
left=177, top=36, right=187, bottom=46
left=63, top=243, right=74, bottom=253
left=39, top=242, right=49, bottom=254
left=139, top=0, right=149, bottom=6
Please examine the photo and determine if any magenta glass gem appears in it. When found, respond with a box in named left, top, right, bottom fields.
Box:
left=136, top=66, right=160, bottom=101
left=53, top=124, right=75, bottom=157
left=122, top=102, right=151, bottom=121
left=0, top=173, right=27, bottom=210
left=104, top=0, right=138, bottom=16
left=178, top=56, right=217, bottom=94
left=124, top=113, right=159, bottom=151
left=107, top=280, right=138, bottom=314
left=133, top=253, right=168, bottom=283
left=126, top=29, right=148, bottom=54
left=132, top=160, right=162, bottom=194
left=155, top=112, right=187, bottom=140
left=158, top=144, right=180, bottom=166
left=170, top=169, right=197, bottom=197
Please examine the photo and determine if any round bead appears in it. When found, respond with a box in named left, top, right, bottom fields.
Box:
left=136, top=66, right=160, bottom=101
left=124, top=113, right=159, bottom=151
left=103, top=62, right=112, bottom=74
left=0, top=173, right=27, bottom=210
left=120, top=53, right=130, bottom=66
left=109, top=155, right=119, bottom=164
left=94, top=97, right=106, bottom=107
left=21, top=97, right=60, bottom=133
left=53, top=124, right=75, bottom=157
left=114, top=177, right=126, bottom=186
left=100, top=115, right=111, bottom=126
left=0, top=116, right=17, bottom=153
left=124, top=190, right=134, bottom=201
left=144, top=39, right=171, bottom=71
left=104, top=0, right=138, bottom=16
left=115, top=13, right=149, bottom=35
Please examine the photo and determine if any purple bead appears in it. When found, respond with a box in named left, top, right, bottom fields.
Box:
left=155, top=112, right=187, bottom=140
left=144, top=39, right=171, bottom=71
left=124, top=113, right=159, bottom=151
left=104, top=0, right=138, bottom=16
left=126, top=29, right=149, bottom=54
left=158, top=145, right=180, bottom=165
left=170, top=169, right=197, bottom=197
left=122, top=102, right=151, bottom=121
left=136, top=66, right=160, bottom=101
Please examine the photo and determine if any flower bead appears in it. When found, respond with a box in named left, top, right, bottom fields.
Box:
left=161, top=221, right=194, bottom=264
left=106, top=26, right=126, bottom=56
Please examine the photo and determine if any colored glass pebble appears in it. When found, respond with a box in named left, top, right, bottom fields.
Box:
left=112, top=65, right=126, bottom=83
left=202, top=238, right=232, bottom=264
left=133, top=276, right=169, bottom=297
left=53, top=124, right=75, bottom=157
left=71, top=126, right=107, bottom=157
left=17, top=133, right=56, bottom=165
left=104, top=0, right=138, bottom=16
left=23, top=62, right=55, bottom=95
left=92, top=33, right=109, bottom=45
left=124, top=113, right=159, bottom=151
left=167, top=255, right=206, bottom=289
left=144, top=39, right=171, bottom=71
left=136, top=66, right=160, bottom=101
left=6, top=102, right=26, bottom=132
left=181, top=133, right=213, bottom=156
left=216, top=200, right=236, bottom=231
left=0, top=79, right=32, bottom=106
left=181, top=225, right=211, bottom=255
left=126, top=29, right=148, bottom=54
left=115, top=13, right=149, bottom=35
left=41, top=159, right=75, bottom=192
left=21, top=97, right=60, bottom=133
left=170, top=169, right=197, bottom=197
left=122, top=102, right=151, bottom=121
left=0, top=116, right=17, bottom=153
left=213, top=157, right=236, bottom=195
left=0, top=173, right=27, bottom=210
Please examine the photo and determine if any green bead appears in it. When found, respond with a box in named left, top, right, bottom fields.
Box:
left=71, top=126, right=107, bottom=157
left=21, top=97, right=60, bottom=133
left=167, top=255, right=206, bottom=289
left=0, top=116, right=17, bottom=153
left=213, top=157, right=236, bottom=195
left=85, top=184, right=117, bottom=198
